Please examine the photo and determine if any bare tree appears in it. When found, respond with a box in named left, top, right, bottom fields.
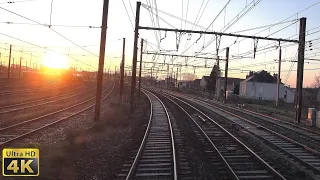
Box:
left=312, top=74, right=320, bottom=88
left=182, top=73, right=197, bottom=81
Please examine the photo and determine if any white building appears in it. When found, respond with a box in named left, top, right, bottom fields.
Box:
left=240, top=76, right=295, bottom=103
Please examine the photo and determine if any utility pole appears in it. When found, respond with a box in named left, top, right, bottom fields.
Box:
left=215, top=56, right=220, bottom=100
left=30, top=53, right=32, bottom=72
left=94, top=0, right=110, bottom=122
left=295, top=17, right=307, bottom=123
left=104, top=68, right=106, bottom=79
left=12, top=58, right=14, bottom=78
left=120, top=38, right=126, bottom=101
left=138, top=39, right=143, bottom=96
left=176, top=67, right=179, bottom=90
left=130, top=1, right=141, bottom=112
left=224, top=48, right=229, bottom=104
left=151, top=67, right=153, bottom=86
left=7, top=45, right=12, bottom=81
left=19, top=57, right=22, bottom=79
left=25, top=61, right=27, bottom=73
left=276, top=45, right=282, bottom=107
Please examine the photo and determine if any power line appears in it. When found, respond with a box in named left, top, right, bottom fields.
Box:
left=220, top=0, right=320, bottom=54
left=230, top=19, right=299, bottom=34
left=180, top=0, right=261, bottom=62
left=0, top=0, right=38, bottom=5
left=184, top=0, right=189, bottom=30
left=121, top=0, right=134, bottom=30
left=0, top=6, right=99, bottom=57
left=0, top=32, right=92, bottom=67
left=0, top=21, right=101, bottom=28
left=128, top=0, right=135, bottom=19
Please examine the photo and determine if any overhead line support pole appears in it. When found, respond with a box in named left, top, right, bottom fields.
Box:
left=94, top=0, right=110, bottom=122
left=19, top=57, right=22, bottom=79
left=7, top=45, right=12, bottom=81
left=295, top=17, right=307, bottom=123
left=138, top=39, right=143, bottom=96
left=130, top=1, right=141, bottom=112
left=276, top=45, right=282, bottom=107
left=224, top=48, right=229, bottom=104
left=120, top=38, right=126, bottom=102
left=12, top=58, right=14, bottom=78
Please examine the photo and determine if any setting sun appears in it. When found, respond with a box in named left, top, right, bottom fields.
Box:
left=42, top=52, right=69, bottom=69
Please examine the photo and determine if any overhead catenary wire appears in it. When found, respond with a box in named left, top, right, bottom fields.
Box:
left=121, top=0, right=134, bottom=30
left=0, top=0, right=38, bottom=5
left=219, top=0, right=320, bottom=54
left=0, top=21, right=101, bottom=28
left=0, top=32, right=92, bottom=67
left=179, top=0, right=261, bottom=63
left=0, top=6, right=99, bottom=57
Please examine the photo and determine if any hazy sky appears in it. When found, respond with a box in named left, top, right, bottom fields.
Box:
left=0, top=0, right=320, bottom=87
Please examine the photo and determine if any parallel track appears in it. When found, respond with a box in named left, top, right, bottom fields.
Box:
left=121, top=89, right=177, bottom=180
left=0, top=84, right=68, bottom=95
left=162, top=90, right=320, bottom=175
left=207, top=102, right=320, bottom=151
left=0, top=85, right=100, bottom=115
left=0, top=84, right=114, bottom=147
left=159, top=90, right=285, bottom=180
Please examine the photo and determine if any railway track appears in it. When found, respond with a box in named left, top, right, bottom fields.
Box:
left=205, top=101, right=320, bottom=151
left=157, top=90, right=285, bottom=180
left=160, top=90, right=320, bottom=176
left=0, top=83, right=114, bottom=147
left=0, top=83, right=69, bottom=95
left=0, top=83, right=104, bottom=115
left=118, top=89, right=177, bottom=180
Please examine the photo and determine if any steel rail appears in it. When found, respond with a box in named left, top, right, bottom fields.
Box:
left=164, top=92, right=320, bottom=140
left=150, top=89, right=178, bottom=180
left=208, top=102, right=320, bottom=147
left=0, top=84, right=112, bottom=132
left=0, top=85, right=102, bottom=115
left=160, top=90, right=286, bottom=180
left=159, top=91, right=239, bottom=180
left=125, top=90, right=153, bottom=180
left=125, top=89, right=177, bottom=180
left=0, top=84, right=68, bottom=95
left=0, top=84, right=114, bottom=147
left=0, top=87, right=87, bottom=110
left=163, top=90, right=320, bottom=174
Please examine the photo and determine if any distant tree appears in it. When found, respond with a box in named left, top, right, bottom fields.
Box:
left=206, top=65, right=221, bottom=93
left=182, top=73, right=197, bottom=81
left=312, top=74, right=320, bottom=88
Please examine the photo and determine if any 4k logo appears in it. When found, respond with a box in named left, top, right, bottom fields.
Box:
left=2, top=148, right=39, bottom=176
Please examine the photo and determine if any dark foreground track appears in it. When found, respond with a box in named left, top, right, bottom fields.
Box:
left=158, top=90, right=286, bottom=180
left=161, top=90, right=320, bottom=176
left=117, top=89, right=177, bottom=180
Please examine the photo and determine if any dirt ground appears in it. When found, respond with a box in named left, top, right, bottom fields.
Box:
left=2, top=84, right=149, bottom=180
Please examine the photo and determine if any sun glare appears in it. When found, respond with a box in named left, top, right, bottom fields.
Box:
left=42, top=52, right=69, bottom=69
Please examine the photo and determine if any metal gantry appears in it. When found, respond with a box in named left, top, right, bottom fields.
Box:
left=130, top=1, right=306, bottom=122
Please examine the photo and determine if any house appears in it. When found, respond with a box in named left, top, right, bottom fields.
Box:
left=200, top=76, right=210, bottom=90
left=216, top=77, right=244, bottom=95
left=239, top=70, right=295, bottom=103
left=178, top=81, right=191, bottom=89
left=190, top=79, right=201, bottom=90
